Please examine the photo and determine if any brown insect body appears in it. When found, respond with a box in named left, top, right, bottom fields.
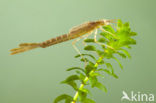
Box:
left=40, top=21, right=103, bottom=48
left=10, top=20, right=109, bottom=55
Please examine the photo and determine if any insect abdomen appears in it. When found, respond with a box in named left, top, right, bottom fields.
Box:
left=39, top=21, right=102, bottom=48
left=39, top=34, right=71, bottom=48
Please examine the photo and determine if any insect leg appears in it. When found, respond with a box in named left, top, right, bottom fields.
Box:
left=94, top=29, right=116, bottom=51
left=81, top=31, right=93, bottom=46
left=99, top=26, right=118, bottom=38
left=72, top=38, right=87, bottom=66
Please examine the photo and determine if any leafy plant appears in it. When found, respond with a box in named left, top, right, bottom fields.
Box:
left=54, top=20, right=137, bottom=103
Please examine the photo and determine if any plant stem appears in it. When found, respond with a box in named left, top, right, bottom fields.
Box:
left=71, top=77, right=89, bottom=103
left=71, top=57, right=103, bottom=103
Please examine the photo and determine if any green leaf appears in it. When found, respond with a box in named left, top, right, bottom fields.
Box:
left=117, top=52, right=127, bottom=58
left=66, top=67, right=85, bottom=73
left=130, top=32, right=137, bottom=36
left=113, top=57, right=123, bottom=69
left=122, top=38, right=136, bottom=45
left=54, top=94, right=72, bottom=103
left=82, top=98, right=95, bottom=103
left=124, top=22, right=129, bottom=28
left=68, top=81, right=78, bottom=90
left=79, top=88, right=90, bottom=94
left=96, top=57, right=104, bottom=65
left=98, top=69, right=118, bottom=79
left=120, top=49, right=131, bottom=58
left=90, top=72, right=102, bottom=77
left=112, top=72, right=119, bottom=79
left=97, top=68, right=105, bottom=72
left=96, top=50, right=105, bottom=57
left=81, top=88, right=92, bottom=96
left=89, top=76, right=98, bottom=87
left=84, top=45, right=96, bottom=51
left=100, top=32, right=108, bottom=38
left=88, top=61, right=95, bottom=66
left=79, top=73, right=86, bottom=81
left=75, top=54, right=96, bottom=61
left=106, top=63, right=113, bottom=70
left=103, top=69, right=112, bottom=75
left=98, top=38, right=106, bottom=43
left=80, top=58, right=89, bottom=62
left=61, top=75, right=80, bottom=83
left=95, top=82, right=107, bottom=92
left=103, top=25, right=115, bottom=33
left=78, top=89, right=87, bottom=101
left=75, top=70, right=86, bottom=84
left=65, top=98, right=72, bottom=103
left=61, top=75, right=80, bottom=90
left=84, top=38, right=95, bottom=43
left=85, top=64, right=95, bottom=75
left=125, top=45, right=132, bottom=49
left=129, top=38, right=136, bottom=44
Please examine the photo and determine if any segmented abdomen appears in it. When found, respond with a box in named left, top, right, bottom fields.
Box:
left=39, top=34, right=73, bottom=48
left=39, top=21, right=102, bottom=48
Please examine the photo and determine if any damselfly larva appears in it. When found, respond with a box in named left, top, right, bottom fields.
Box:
left=10, top=19, right=117, bottom=55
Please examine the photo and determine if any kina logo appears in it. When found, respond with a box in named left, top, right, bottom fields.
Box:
left=121, top=91, right=154, bottom=102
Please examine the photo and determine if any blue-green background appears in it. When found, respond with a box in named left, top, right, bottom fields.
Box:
left=0, top=0, right=155, bottom=103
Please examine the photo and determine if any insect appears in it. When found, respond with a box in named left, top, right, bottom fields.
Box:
left=10, top=19, right=117, bottom=55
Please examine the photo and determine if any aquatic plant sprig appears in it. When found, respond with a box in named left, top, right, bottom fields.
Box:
left=54, top=20, right=137, bottom=103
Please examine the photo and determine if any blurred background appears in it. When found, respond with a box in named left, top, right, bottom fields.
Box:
left=0, top=0, right=156, bottom=103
